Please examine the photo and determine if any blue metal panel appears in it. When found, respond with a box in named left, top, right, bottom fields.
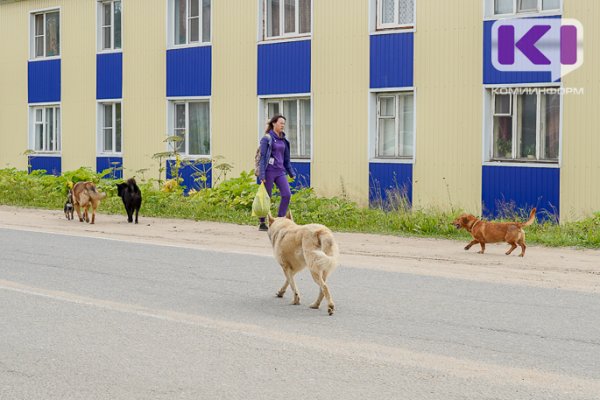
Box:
left=28, top=60, right=61, bottom=103
left=167, top=160, right=212, bottom=192
left=97, top=53, right=123, bottom=100
left=96, top=156, right=123, bottom=179
left=28, top=156, right=61, bottom=176
left=290, top=162, right=310, bottom=190
left=482, top=165, right=560, bottom=221
left=370, top=33, right=414, bottom=89
left=483, top=19, right=558, bottom=85
left=369, top=162, right=413, bottom=207
left=167, top=46, right=212, bottom=97
left=258, top=40, right=311, bottom=95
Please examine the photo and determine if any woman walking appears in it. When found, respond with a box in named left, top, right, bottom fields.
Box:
left=257, top=115, right=296, bottom=231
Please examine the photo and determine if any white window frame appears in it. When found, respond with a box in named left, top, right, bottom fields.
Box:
left=261, top=96, right=312, bottom=160
left=97, top=101, right=122, bottom=155
left=374, top=92, right=415, bottom=160
left=486, top=0, right=562, bottom=18
left=262, top=0, right=312, bottom=41
left=168, top=0, right=212, bottom=48
left=487, top=87, right=561, bottom=164
left=97, top=0, right=122, bottom=52
left=376, top=0, right=415, bottom=31
left=167, top=99, right=211, bottom=158
left=30, top=8, right=61, bottom=60
left=29, top=104, right=61, bottom=154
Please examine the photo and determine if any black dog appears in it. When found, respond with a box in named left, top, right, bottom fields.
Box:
left=64, top=190, right=74, bottom=220
left=116, top=178, right=142, bottom=224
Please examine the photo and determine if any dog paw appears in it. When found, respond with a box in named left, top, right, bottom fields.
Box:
left=309, top=303, right=319, bottom=309
left=291, top=295, right=300, bottom=305
left=464, top=246, right=470, bottom=251
left=276, top=291, right=285, bottom=298
left=477, top=251, right=484, bottom=254
left=328, top=305, right=335, bottom=316
left=518, top=254, right=524, bottom=258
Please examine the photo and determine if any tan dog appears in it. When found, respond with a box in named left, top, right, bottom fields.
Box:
left=72, top=181, right=107, bottom=225
left=267, top=211, right=340, bottom=315
left=453, top=208, right=536, bottom=257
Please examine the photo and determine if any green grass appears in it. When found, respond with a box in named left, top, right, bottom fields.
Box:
left=1, top=167, right=599, bottom=249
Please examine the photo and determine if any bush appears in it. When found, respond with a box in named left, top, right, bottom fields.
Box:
left=0, top=168, right=598, bottom=248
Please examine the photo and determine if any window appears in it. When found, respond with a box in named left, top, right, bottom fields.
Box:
left=170, top=101, right=210, bottom=156
left=490, top=88, right=560, bottom=162
left=264, top=0, right=311, bottom=39
left=492, top=0, right=560, bottom=15
left=98, top=103, right=122, bottom=154
left=376, top=0, right=414, bottom=30
left=264, top=98, right=311, bottom=159
left=375, top=93, right=414, bottom=159
left=31, top=10, right=60, bottom=58
left=172, top=0, right=211, bottom=46
left=31, top=105, right=61, bottom=153
left=98, top=1, right=122, bottom=51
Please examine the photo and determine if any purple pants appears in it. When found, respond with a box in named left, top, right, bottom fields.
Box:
left=260, top=170, right=291, bottom=222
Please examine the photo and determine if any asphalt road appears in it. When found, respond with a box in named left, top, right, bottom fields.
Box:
left=1, top=228, right=599, bottom=400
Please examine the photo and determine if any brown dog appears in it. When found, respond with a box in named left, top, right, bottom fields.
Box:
left=267, top=211, right=340, bottom=315
left=72, top=181, right=107, bottom=224
left=453, top=208, right=536, bottom=257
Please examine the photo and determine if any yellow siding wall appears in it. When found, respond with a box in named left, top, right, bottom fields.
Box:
left=312, top=0, right=369, bottom=205
left=61, top=0, right=96, bottom=171
left=0, top=1, right=37, bottom=170
left=211, top=0, right=257, bottom=182
left=561, top=2, right=600, bottom=221
left=121, top=0, right=166, bottom=179
left=413, top=0, right=483, bottom=213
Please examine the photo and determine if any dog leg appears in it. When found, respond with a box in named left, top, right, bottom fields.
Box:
left=75, top=204, right=84, bottom=222
left=91, top=203, right=96, bottom=225
left=309, top=271, right=325, bottom=310
left=477, top=242, right=486, bottom=254
left=316, top=271, right=335, bottom=316
left=276, top=280, right=289, bottom=298
left=518, top=241, right=526, bottom=257
left=464, top=240, right=478, bottom=251
left=506, top=243, right=517, bottom=255
left=135, top=208, right=139, bottom=224
left=127, top=206, right=133, bottom=223
left=284, top=269, right=300, bottom=305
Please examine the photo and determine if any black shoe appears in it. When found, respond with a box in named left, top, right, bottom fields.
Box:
left=259, top=223, right=268, bottom=231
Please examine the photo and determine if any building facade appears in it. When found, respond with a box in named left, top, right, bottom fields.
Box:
left=0, top=0, right=598, bottom=221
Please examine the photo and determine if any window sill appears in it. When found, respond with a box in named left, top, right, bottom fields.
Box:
left=28, top=152, right=61, bottom=157
left=258, top=35, right=311, bottom=45
left=291, top=158, right=311, bottom=163
left=372, top=26, right=415, bottom=35
left=484, top=160, right=559, bottom=168
left=484, top=10, right=561, bottom=21
left=167, top=42, right=212, bottom=51
left=370, top=158, right=414, bottom=164
left=97, top=49, right=123, bottom=55
left=97, top=153, right=123, bottom=157
left=29, top=56, right=61, bottom=62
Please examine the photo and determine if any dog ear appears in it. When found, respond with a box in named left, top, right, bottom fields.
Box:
left=285, top=209, right=293, bottom=221
left=461, top=216, right=469, bottom=225
left=267, top=213, right=275, bottom=225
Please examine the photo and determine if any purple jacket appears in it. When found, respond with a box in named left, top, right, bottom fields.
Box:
left=258, top=131, right=295, bottom=182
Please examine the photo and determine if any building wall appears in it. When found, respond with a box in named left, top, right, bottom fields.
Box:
left=312, top=0, right=369, bottom=205
left=211, top=0, right=258, bottom=179
left=561, top=1, right=600, bottom=221
left=121, top=0, right=166, bottom=180
left=0, top=0, right=35, bottom=170
left=413, top=0, right=483, bottom=212
left=61, top=0, right=96, bottom=171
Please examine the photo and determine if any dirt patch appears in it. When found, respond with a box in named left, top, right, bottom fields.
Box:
left=1, top=205, right=599, bottom=293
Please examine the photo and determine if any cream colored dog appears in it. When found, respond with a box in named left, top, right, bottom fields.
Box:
left=267, top=211, right=340, bottom=316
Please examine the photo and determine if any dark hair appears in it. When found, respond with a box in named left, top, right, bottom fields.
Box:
left=265, top=114, right=286, bottom=133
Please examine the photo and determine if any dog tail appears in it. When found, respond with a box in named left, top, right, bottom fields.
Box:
left=306, top=229, right=340, bottom=272
left=88, top=186, right=107, bottom=200
left=521, top=208, right=537, bottom=227
left=127, top=178, right=139, bottom=193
